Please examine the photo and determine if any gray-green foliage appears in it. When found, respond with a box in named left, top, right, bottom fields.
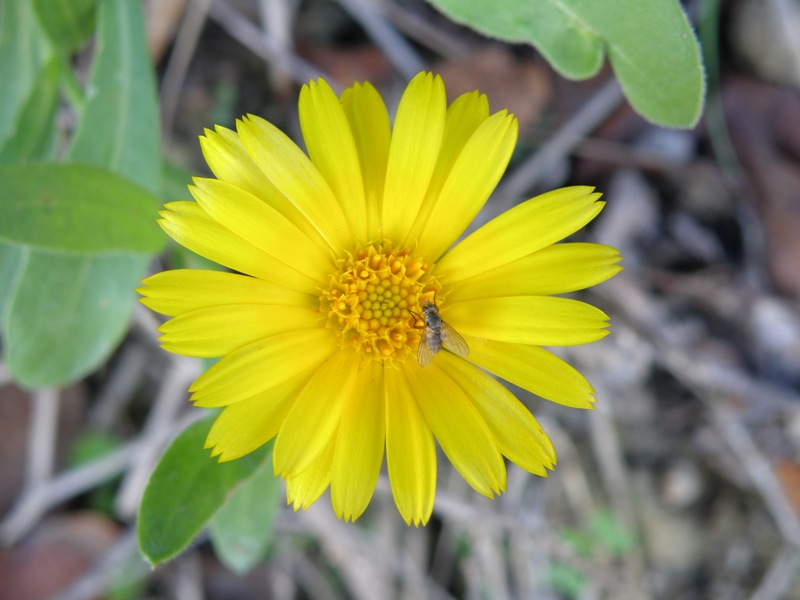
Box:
left=427, top=0, right=705, bottom=127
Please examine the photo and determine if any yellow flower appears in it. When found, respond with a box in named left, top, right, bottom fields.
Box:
left=139, top=72, right=621, bottom=525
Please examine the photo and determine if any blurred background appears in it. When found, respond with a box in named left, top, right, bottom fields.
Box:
left=1, top=0, right=800, bottom=598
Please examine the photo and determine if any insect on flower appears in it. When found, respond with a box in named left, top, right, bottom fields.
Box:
left=414, top=298, right=470, bottom=367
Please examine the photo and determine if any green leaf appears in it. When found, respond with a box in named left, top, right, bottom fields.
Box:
left=210, top=444, right=282, bottom=574
left=2, top=248, right=149, bottom=388
left=560, top=527, right=593, bottom=557
left=68, top=430, right=123, bottom=513
left=0, top=163, right=164, bottom=254
left=0, top=0, right=166, bottom=389
left=0, top=60, right=59, bottom=163
left=161, top=158, right=194, bottom=203
left=68, top=431, right=122, bottom=467
left=589, top=510, right=636, bottom=557
left=545, top=563, right=586, bottom=599
left=0, top=0, right=46, bottom=144
left=31, top=0, right=96, bottom=55
left=138, top=419, right=271, bottom=566
left=426, top=0, right=705, bottom=127
left=69, top=0, right=161, bottom=194
left=0, top=242, right=26, bottom=324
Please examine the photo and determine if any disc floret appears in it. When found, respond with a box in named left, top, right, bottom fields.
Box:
left=322, top=241, right=439, bottom=362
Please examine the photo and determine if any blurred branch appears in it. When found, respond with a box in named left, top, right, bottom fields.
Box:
left=770, top=0, right=800, bottom=84
left=114, top=351, right=202, bottom=519
left=338, top=0, right=427, bottom=78
left=711, top=403, right=800, bottom=549
left=2, top=307, right=205, bottom=544
left=598, top=273, right=800, bottom=551
left=381, top=0, right=471, bottom=60
left=300, top=507, right=389, bottom=600
left=0, top=410, right=204, bottom=545
left=750, top=544, right=800, bottom=600
left=161, top=0, right=213, bottom=137
left=599, top=274, right=800, bottom=412
left=0, top=364, right=11, bottom=387
left=491, top=78, right=624, bottom=213
left=88, top=343, right=149, bottom=430
left=25, top=388, right=59, bottom=489
left=258, top=0, right=302, bottom=95
left=50, top=528, right=142, bottom=600
left=209, top=0, right=328, bottom=85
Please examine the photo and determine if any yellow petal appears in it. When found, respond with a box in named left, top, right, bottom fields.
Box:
left=434, top=91, right=491, bottom=185
left=138, top=269, right=316, bottom=317
left=189, top=329, right=337, bottom=406
left=382, top=72, right=446, bottom=241
left=414, top=111, right=517, bottom=261
left=158, top=201, right=319, bottom=294
left=190, top=178, right=333, bottom=280
left=299, top=79, right=367, bottom=240
left=158, top=304, right=324, bottom=357
left=436, top=186, right=604, bottom=282
left=200, top=125, right=277, bottom=198
left=465, top=337, right=596, bottom=408
left=285, top=436, right=335, bottom=511
left=445, top=296, right=610, bottom=346
left=404, top=362, right=506, bottom=497
left=331, top=361, right=385, bottom=522
left=237, top=114, right=351, bottom=251
left=340, top=82, right=391, bottom=240
left=448, top=242, right=623, bottom=300
left=273, top=350, right=361, bottom=477
left=205, top=368, right=311, bottom=461
left=385, top=366, right=436, bottom=526
left=200, top=126, right=329, bottom=252
left=402, top=90, right=490, bottom=246
left=437, top=352, right=556, bottom=474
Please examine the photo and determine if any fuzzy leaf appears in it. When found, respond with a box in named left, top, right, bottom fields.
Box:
left=68, top=0, right=161, bottom=193
left=0, top=0, right=45, bottom=145
left=2, top=247, right=149, bottom=388
left=0, top=163, right=163, bottom=253
left=138, top=419, right=270, bottom=566
left=0, top=0, right=165, bottom=389
left=210, top=446, right=282, bottom=574
left=426, top=0, right=705, bottom=127
left=31, top=0, right=96, bottom=54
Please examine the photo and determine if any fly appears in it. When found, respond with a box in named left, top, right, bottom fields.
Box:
left=414, top=299, right=469, bottom=367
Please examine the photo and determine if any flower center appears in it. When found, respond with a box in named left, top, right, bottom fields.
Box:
left=321, top=241, right=440, bottom=362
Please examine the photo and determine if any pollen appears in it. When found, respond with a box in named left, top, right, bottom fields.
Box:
left=322, top=241, right=440, bottom=362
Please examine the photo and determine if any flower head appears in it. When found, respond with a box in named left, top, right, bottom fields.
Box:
left=139, top=72, right=621, bottom=525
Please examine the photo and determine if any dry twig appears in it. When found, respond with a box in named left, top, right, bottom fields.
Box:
left=209, top=0, right=328, bottom=85
left=489, top=78, right=625, bottom=217
left=338, top=0, right=427, bottom=78
left=160, top=0, right=213, bottom=137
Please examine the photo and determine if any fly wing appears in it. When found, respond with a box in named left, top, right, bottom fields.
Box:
left=417, top=329, right=437, bottom=368
left=441, top=321, right=469, bottom=358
